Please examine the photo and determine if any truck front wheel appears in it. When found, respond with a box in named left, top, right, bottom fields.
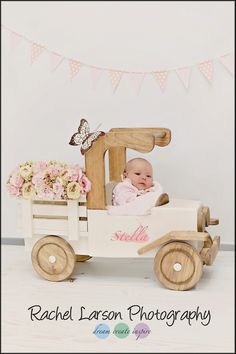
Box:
left=154, top=241, right=203, bottom=291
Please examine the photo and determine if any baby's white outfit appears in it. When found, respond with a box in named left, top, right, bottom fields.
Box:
left=107, top=178, right=163, bottom=216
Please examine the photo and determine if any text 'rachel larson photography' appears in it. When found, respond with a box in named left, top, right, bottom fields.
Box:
left=27, top=305, right=211, bottom=327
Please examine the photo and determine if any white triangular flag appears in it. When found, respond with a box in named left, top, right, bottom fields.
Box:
left=219, top=53, right=234, bottom=76
left=68, top=59, right=81, bottom=80
left=31, top=42, right=45, bottom=64
left=10, top=31, right=22, bottom=49
left=176, top=67, right=191, bottom=89
left=152, top=71, right=168, bottom=91
left=51, top=52, right=64, bottom=72
left=129, top=73, right=145, bottom=94
left=198, top=60, right=214, bottom=83
left=109, top=70, right=123, bottom=94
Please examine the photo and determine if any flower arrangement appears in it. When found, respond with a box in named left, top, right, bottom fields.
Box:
left=6, top=160, right=91, bottom=200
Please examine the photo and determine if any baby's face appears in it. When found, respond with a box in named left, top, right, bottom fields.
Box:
left=125, top=160, right=153, bottom=190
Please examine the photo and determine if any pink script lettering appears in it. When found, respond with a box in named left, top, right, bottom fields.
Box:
left=111, top=225, right=149, bottom=242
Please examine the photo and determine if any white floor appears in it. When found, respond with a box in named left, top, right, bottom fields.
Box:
left=2, top=245, right=235, bottom=353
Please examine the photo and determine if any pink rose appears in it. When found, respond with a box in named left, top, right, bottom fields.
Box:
left=37, top=185, right=54, bottom=200
left=53, top=182, right=64, bottom=199
left=67, top=168, right=79, bottom=182
left=9, top=174, right=24, bottom=188
left=39, top=161, right=48, bottom=169
left=32, top=172, right=46, bottom=187
left=33, top=161, right=48, bottom=173
left=79, top=175, right=91, bottom=194
left=7, top=184, right=20, bottom=196
left=49, top=167, right=58, bottom=177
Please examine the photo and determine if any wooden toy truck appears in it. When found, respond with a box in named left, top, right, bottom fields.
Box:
left=19, top=127, right=220, bottom=290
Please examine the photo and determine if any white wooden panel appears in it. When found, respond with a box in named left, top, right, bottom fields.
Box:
left=32, top=204, right=68, bottom=216
left=17, top=200, right=22, bottom=232
left=79, top=221, right=87, bottom=232
left=69, top=237, right=89, bottom=255
left=32, top=218, right=87, bottom=235
left=19, top=198, right=88, bottom=242
left=78, top=206, right=87, bottom=217
left=28, top=228, right=68, bottom=237
left=87, top=199, right=202, bottom=258
left=24, top=234, right=89, bottom=254
left=67, top=200, right=80, bottom=240
left=21, top=199, right=33, bottom=238
left=23, top=233, right=89, bottom=252
left=33, top=218, right=68, bottom=232
left=32, top=202, right=87, bottom=218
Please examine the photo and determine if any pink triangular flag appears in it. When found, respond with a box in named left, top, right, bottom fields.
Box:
left=91, top=68, right=102, bottom=89
left=109, top=70, right=123, bottom=93
left=219, top=53, right=234, bottom=76
left=31, top=42, right=45, bottom=64
left=68, top=59, right=81, bottom=80
left=51, top=52, right=64, bottom=72
left=198, top=60, right=214, bottom=83
left=176, top=67, right=191, bottom=89
left=152, top=71, right=168, bottom=91
left=129, top=73, right=145, bottom=94
left=10, top=31, right=22, bottom=49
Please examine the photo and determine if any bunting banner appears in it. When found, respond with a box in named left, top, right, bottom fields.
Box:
left=10, top=31, right=22, bottom=50
left=2, top=25, right=234, bottom=94
left=69, top=59, right=82, bottom=80
left=51, top=52, right=64, bottom=72
left=175, top=67, right=191, bottom=89
left=198, top=60, right=214, bottom=83
left=109, top=70, right=123, bottom=93
left=31, top=42, right=45, bottom=65
left=152, top=71, right=169, bottom=91
left=219, top=53, right=234, bottom=76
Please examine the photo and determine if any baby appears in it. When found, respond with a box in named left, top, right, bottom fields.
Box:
left=113, top=158, right=155, bottom=205
left=112, top=158, right=169, bottom=210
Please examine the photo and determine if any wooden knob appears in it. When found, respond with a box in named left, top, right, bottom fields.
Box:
left=202, top=206, right=210, bottom=226
left=197, top=207, right=205, bottom=232
left=209, top=218, right=219, bottom=225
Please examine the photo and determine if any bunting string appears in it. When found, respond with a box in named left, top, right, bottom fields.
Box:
left=2, top=25, right=234, bottom=94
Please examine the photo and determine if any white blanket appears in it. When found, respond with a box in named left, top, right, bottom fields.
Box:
left=107, top=181, right=163, bottom=216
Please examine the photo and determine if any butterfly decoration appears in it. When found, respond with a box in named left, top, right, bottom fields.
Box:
left=69, top=118, right=105, bottom=155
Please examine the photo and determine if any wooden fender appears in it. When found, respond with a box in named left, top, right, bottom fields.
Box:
left=75, top=255, right=92, bottom=262
left=200, top=236, right=221, bottom=265
left=31, top=235, right=76, bottom=281
left=137, top=230, right=212, bottom=255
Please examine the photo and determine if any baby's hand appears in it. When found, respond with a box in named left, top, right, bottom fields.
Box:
left=137, top=188, right=153, bottom=196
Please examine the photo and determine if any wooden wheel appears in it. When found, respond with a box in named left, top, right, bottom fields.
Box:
left=31, top=236, right=76, bottom=281
left=75, top=255, right=92, bottom=262
left=154, top=241, right=203, bottom=291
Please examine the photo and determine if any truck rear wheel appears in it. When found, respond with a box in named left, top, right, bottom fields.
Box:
left=154, top=241, right=203, bottom=291
left=31, top=236, right=75, bottom=281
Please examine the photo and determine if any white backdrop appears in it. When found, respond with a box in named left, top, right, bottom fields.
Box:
left=2, top=1, right=234, bottom=245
